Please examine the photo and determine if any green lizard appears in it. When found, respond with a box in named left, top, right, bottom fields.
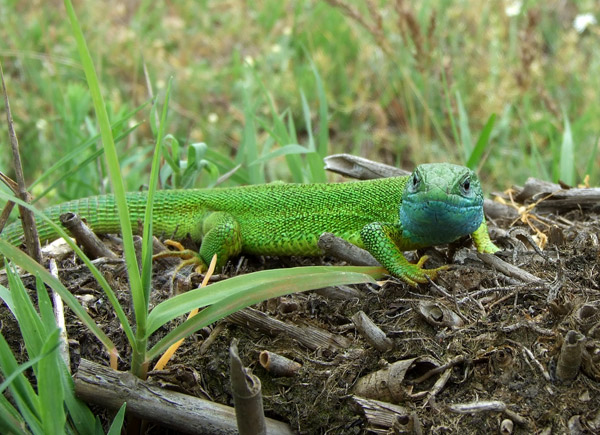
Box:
left=1, top=163, right=499, bottom=286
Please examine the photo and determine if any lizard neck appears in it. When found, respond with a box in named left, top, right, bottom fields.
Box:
left=399, top=199, right=483, bottom=247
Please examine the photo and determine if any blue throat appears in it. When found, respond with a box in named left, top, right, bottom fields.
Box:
left=399, top=196, right=483, bottom=247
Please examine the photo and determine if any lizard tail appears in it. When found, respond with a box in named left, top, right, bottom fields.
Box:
left=1, top=194, right=126, bottom=248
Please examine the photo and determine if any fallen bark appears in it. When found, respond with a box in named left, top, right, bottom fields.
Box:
left=227, top=307, right=351, bottom=351
left=74, top=359, right=293, bottom=435
left=60, top=212, right=118, bottom=260
left=230, top=339, right=266, bottom=435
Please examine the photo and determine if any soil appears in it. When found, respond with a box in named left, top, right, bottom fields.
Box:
left=1, top=208, right=599, bottom=434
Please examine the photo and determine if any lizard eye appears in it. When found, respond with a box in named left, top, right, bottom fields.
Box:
left=408, top=172, right=420, bottom=193
left=460, top=176, right=471, bottom=195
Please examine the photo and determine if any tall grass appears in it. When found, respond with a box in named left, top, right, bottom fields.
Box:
left=1, top=1, right=598, bottom=192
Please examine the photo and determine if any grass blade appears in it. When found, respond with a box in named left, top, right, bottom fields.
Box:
left=141, top=77, right=172, bottom=305
left=0, top=241, right=116, bottom=354
left=466, top=113, right=496, bottom=169
left=456, top=90, right=473, bottom=161
left=146, top=266, right=383, bottom=360
left=559, top=113, right=575, bottom=185
left=310, top=58, right=329, bottom=158
left=0, top=332, right=42, bottom=433
left=64, top=0, right=144, bottom=343
left=106, top=403, right=127, bottom=435
left=0, top=191, right=133, bottom=347
left=38, top=330, right=66, bottom=434
left=241, top=79, right=263, bottom=184
left=249, top=143, right=310, bottom=165
left=0, top=394, right=27, bottom=434
left=301, top=90, right=327, bottom=182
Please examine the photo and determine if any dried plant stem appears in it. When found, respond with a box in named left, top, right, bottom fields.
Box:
left=323, top=0, right=391, bottom=54
left=0, top=61, right=42, bottom=263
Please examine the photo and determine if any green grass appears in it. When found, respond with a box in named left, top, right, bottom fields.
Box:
left=1, top=0, right=599, bottom=195
left=0, top=264, right=126, bottom=434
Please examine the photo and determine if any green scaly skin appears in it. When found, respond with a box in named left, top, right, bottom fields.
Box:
left=1, top=163, right=499, bottom=287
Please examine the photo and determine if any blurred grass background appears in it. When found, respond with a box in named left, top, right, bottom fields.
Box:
left=1, top=0, right=599, bottom=202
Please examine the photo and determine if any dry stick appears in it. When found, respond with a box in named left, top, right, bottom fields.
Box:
left=476, top=252, right=542, bottom=283
left=506, top=339, right=551, bottom=382
left=199, top=322, right=227, bottom=355
left=318, top=232, right=379, bottom=266
left=446, top=400, right=528, bottom=427
left=411, top=355, right=466, bottom=384
left=324, top=153, right=410, bottom=180
left=351, top=396, right=413, bottom=432
left=0, top=173, right=18, bottom=233
left=59, top=212, right=118, bottom=260
left=230, top=338, right=266, bottom=435
left=259, top=351, right=302, bottom=377
left=48, top=258, right=71, bottom=372
left=0, top=61, right=42, bottom=263
left=315, top=285, right=364, bottom=300
left=555, top=330, right=585, bottom=382
left=351, top=310, right=393, bottom=352
left=74, top=358, right=293, bottom=435
left=227, top=307, right=352, bottom=351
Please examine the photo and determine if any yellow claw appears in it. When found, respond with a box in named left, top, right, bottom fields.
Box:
left=403, top=255, right=449, bottom=287
left=152, top=239, right=207, bottom=274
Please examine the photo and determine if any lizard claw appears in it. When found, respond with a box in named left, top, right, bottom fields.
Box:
left=402, top=255, right=449, bottom=287
left=152, top=240, right=207, bottom=274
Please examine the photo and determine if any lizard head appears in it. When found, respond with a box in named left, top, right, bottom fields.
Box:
left=399, top=163, right=484, bottom=246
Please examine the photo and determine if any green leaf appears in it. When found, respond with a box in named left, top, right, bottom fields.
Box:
left=0, top=191, right=133, bottom=348
left=64, top=0, right=143, bottom=348
left=249, top=144, right=310, bottom=165
left=146, top=266, right=383, bottom=360
left=38, top=330, right=66, bottom=435
left=456, top=90, right=473, bottom=161
left=0, top=241, right=116, bottom=354
left=0, top=332, right=42, bottom=433
left=559, top=113, right=575, bottom=185
left=466, top=113, right=496, bottom=169
left=106, top=403, right=127, bottom=435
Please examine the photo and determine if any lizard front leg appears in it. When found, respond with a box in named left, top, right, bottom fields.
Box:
left=154, top=212, right=243, bottom=272
left=360, top=222, right=447, bottom=287
left=471, top=220, right=500, bottom=253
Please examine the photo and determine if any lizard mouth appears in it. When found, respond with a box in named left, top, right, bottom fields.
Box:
left=399, top=196, right=484, bottom=245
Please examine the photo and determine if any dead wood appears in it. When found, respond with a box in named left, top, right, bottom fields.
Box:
left=227, top=307, right=351, bottom=351
left=351, top=310, right=393, bottom=352
left=60, top=212, right=118, bottom=260
left=229, top=339, right=266, bottom=435
left=259, top=350, right=302, bottom=377
left=318, top=232, right=379, bottom=266
left=1, top=62, right=42, bottom=263
left=73, top=358, right=293, bottom=434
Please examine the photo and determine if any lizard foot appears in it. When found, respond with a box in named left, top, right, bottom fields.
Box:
left=152, top=240, right=207, bottom=274
left=401, top=255, right=449, bottom=287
